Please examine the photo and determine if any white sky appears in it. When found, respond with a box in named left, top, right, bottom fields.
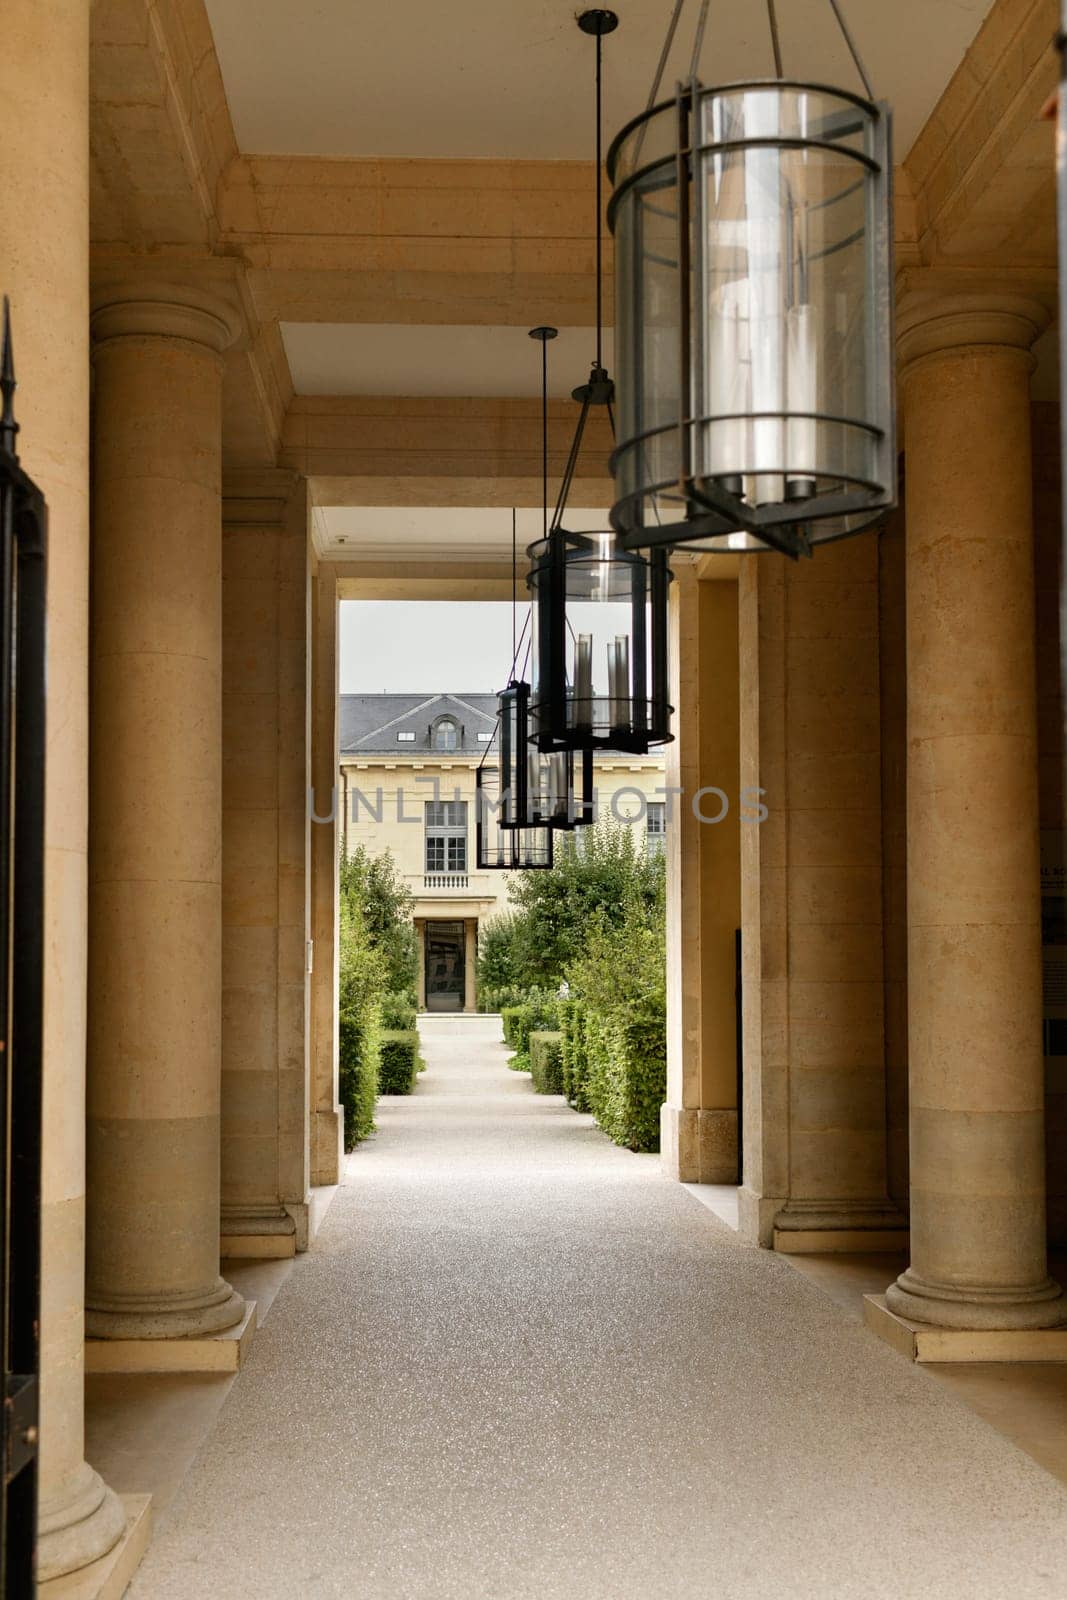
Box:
left=340, top=601, right=525, bottom=693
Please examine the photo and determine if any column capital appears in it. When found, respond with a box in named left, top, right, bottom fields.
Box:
left=91, top=280, right=243, bottom=354
left=896, top=273, right=1050, bottom=375
left=222, top=467, right=303, bottom=526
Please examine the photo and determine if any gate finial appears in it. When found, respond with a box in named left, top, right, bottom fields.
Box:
left=0, top=296, right=17, bottom=458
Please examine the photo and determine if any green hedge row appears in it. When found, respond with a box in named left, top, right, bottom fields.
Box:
left=378, top=1029, right=422, bottom=1094
left=339, top=998, right=380, bottom=1148
left=529, top=1030, right=564, bottom=1095
left=501, top=992, right=560, bottom=1072
left=582, top=1001, right=665, bottom=1152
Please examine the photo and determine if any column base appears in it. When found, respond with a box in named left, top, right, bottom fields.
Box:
left=40, top=1494, right=151, bottom=1600
left=885, top=1267, right=1067, bottom=1330
left=85, top=1275, right=246, bottom=1341
left=774, top=1200, right=909, bottom=1254
left=86, top=1299, right=256, bottom=1374
left=737, top=1184, right=780, bottom=1248
left=312, top=1105, right=344, bottom=1185
left=865, top=1295, right=1067, bottom=1363
left=660, top=1105, right=738, bottom=1183
left=220, top=1205, right=298, bottom=1259
left=38, top=1462, right=128, bottom=1584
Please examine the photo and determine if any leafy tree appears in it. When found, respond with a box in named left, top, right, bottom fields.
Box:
left=504, top=822, right=664, bottom=990
left=340, top=844, right=417, bottom=999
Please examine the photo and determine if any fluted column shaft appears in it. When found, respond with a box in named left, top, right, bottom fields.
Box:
left=86, top=287, right=245, bottom=1338
left=887, top=293, right=1064, bottom=1330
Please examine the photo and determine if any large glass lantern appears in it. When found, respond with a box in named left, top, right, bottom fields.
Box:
left=527, top=532, right=672, bottom=752
left=498, top=681, right=595, bottom=828
left=607, top=78, right=895, bottom=557
left=475, top=765, right=553, bottom=871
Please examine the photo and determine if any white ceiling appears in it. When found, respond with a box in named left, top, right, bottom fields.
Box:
left=205, top=0, right=995, bottom=162
left=282, top=323, right=613, bottom=397
left=316, top=504, right=611, bottom=560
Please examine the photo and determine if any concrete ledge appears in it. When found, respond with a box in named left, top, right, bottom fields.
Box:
left=219, top=1231, right=297, bottom=1259
left=307, top=1183, right=340, bottom=1242
left=776, top=1228, right=910, bottom=1255
left=85, top=1301, right=257, bottom=1374
left=864, top=1295, right=1067, bottom=1363
left=40, top=1495, right=151, bottom=1600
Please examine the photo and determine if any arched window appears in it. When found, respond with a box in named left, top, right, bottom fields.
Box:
left=433, top=717, right=458, bottom=752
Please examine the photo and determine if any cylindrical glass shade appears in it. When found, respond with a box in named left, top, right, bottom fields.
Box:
left=608, top=79, right=895, bottom=556
left=527, top=529, right=673, bottom=752
left=476, top=765, right=553, bottom=870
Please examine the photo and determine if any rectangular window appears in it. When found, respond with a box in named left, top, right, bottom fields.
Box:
left=646, top=801, right=666, bottom=857
left=425, top=800, right=467, bottom=873
left=397, top=730, right=416, bottom=742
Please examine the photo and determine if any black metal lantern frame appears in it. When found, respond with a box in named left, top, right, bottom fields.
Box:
left=497, top=679, right=595, bottom=831
left=475, top=761, right=554, bottom=871
left=526, top=12, right=674, bottom=755
left=606, top=1, right=896, bottom=557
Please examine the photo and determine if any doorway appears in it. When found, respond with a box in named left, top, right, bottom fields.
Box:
left=425, top=921, right=465, bottom=1012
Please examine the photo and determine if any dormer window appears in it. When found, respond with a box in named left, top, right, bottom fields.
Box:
left=432, top=716, right=458, bottom=752
left=397, top=730, right=416, bottom=742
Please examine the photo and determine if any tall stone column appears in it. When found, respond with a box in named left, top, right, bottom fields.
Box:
left=0, top=0, right=129, bottom=1580
left=662, top=566, right=740, bottom=1182
left=738, top=541, right=904, bottom=1250
left=310, top=566, right=343, bottom=1183
left=885, top=291, right=1065, bottom=1330
left=86, top=285, right=246, bottom=1340
left=219, top=473, right=311, bottom=1257
left=464, top=920, right=478, bottom=1013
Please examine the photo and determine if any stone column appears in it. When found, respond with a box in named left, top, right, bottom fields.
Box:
left=86, top=284, right=246, bottom=1340
left=0, top=0, right=129, bottom=1580
left=738, top=541, right=904, bottom=1250
left=416, top=921, right=427, bottom=1010
left=464, top=920, right=478, bottom=1013
left=662, top=567, right=740, bottom=1182
left=310, top=566, right=343, bottom=1183
left=219, top=473, right=310, bottom=1258
left=885, top=291, right=1065, bottom=1329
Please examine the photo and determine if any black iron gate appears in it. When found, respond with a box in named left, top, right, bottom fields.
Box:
left=0, top=297, right=47, bottom=1594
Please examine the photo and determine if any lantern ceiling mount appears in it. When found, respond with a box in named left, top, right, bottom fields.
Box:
left=606, top=0, right=897, bottom=560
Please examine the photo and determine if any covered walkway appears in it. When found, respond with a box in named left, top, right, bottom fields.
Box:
left=128, top=1017, right=1067, bottom=1600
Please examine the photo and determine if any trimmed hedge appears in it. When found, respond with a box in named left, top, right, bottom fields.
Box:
left=501, top=992, right=561, bottom=1072
left=378, top=1029, right=422, bottom=1094
left=529, top=1030, right=564, bottom=1095
left=338, top=999, right=380, bottom=1148
left=584, top=1000, right=665, bottom=1152
left=381, top=990, right=417, bottom=1030
left=559, top=999, right=591, bottom=1112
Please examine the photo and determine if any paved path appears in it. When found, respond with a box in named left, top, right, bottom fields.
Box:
left=130, top=1016, right=1067, bottom=1599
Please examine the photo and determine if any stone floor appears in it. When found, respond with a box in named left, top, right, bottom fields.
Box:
left=123, top=1016, right=1067, bottom=1599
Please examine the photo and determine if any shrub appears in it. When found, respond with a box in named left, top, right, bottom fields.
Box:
left=501, top=991, right=561, bottom=1071
left=340, top=845, right=417, bottom=996
left=381, top=990, right=417, bottom=1030
left=529, top=1031, right=564, bottom=1095
left=338, top=894, right=383, bottom=1148
left=584, top=1000, right=665, bottom=1152
left=378, top=1029, right=422, bottom=1094
left=559, top=999, right=591, bottom=1112
left=476, top=912, right=524, bottom=1001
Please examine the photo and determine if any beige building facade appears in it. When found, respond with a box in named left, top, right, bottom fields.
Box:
left=338, top=689, right=668, bottom=1011
left=0, top=0, right=1065, bottom=1591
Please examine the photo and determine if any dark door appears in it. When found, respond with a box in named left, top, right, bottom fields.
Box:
left=425, top=921, right=464, bottom=1012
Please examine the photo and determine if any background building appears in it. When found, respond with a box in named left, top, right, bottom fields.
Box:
left=339, top=691, right=667, bottom=1010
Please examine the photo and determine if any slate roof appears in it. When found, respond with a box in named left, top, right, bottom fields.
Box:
left=339, top=692, right=499, bottom=755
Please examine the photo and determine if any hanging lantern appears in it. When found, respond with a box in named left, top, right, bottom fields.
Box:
left=476, top=757, right=553, bottom=871
left=498, top=680, right=596, bottom=830
left=526, top=15, right=673, bottom=755
left=528, top=532, right=672, bottom=752
left=607, top=0, right=896, bottom=557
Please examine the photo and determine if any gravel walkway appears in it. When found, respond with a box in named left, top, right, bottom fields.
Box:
left=129, top=1015, right=1067, bottom=1599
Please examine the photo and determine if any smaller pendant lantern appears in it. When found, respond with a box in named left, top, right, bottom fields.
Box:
left=607, top=0, right=896, bottom=557
left=475, top=760, right=553, bottom=871
left=526, top=14, right=673, bottom=756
